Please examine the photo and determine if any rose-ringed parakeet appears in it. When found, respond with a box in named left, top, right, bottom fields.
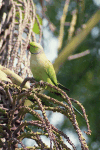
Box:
left=27, top=42, right=69, bottom=91
left=27, top=42, right=83, bottom=116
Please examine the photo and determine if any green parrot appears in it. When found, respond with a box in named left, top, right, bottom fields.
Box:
left=27, top=42, right=83, bottom=116
left=27, top=42, right=69, bottom=91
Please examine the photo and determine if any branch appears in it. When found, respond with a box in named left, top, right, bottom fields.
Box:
left=54, top=9, right=100, bottom=72
left=68, top=49, right=90, bottom=60
left=67, top=9, right=77, bottom=42
left=0, top=64, right=30, bottom=88
left=58, top=0, right=70, bottom=50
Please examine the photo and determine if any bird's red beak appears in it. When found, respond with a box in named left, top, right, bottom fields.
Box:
left=27, top=44, right=30, bottom=50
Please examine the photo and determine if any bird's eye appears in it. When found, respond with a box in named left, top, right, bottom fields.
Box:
left=27, top=44, right=30, bottom=49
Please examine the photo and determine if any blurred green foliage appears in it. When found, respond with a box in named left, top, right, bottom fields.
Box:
left=32, top=14, right=42, bottom=34
left=33, top=0, right=100, bottom=149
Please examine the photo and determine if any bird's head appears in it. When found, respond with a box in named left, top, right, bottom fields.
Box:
left=27, top=42, right=43, bottom=54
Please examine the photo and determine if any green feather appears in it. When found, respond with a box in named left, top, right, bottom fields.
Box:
left=46, top=60, right=58, bottom=86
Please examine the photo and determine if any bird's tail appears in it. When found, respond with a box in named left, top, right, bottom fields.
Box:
left=58, top=83, right=83, bottom=116
left=58, top=83, right=70, bottom=91
left=72, top=105, right=83, bottom=116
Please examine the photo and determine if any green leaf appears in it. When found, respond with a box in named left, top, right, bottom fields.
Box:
left=32, top=14, right=42, bottom=34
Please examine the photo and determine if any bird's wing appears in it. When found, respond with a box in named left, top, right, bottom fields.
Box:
left=58, top=83, right=70, bottom=91
left=46, top=60, right=58, bottom=86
